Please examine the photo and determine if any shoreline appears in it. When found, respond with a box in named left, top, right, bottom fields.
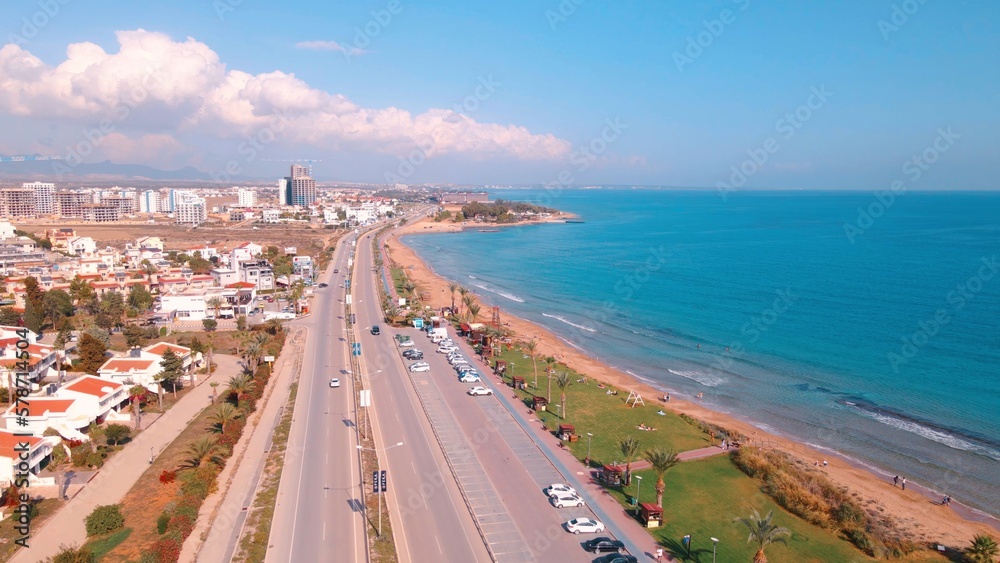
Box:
left=383, top=214, right=1000, bottom=548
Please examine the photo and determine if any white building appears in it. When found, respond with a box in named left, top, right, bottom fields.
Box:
left=0, top=430, right=54, bottom=487
left=66, top=236, right=97, bottom=256
left=262, top=209, right=281, bottom=223
left=0, top=221, right=15, bottom=240
left=24, top=182, right=55, bottom=215
left=277, top=179, right=289, bottom=206
left=140, top=190, right=159, bottom=213
left=238, top=188, right=258, bottom=207
left=175, top=197, right=207, bottom=225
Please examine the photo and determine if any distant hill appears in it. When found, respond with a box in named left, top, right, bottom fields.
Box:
left=0, top=157, right=209, bottom=181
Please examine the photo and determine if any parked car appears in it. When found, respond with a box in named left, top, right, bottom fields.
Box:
left=458, top=374, right=481, bottom=383
left=408, top=362, right=430, bottom=373
left=334, top=268, right=339, bottom=273
left=402, top=350, right=424, bottom=360
left=595, top=555, right=637, bottom=563
left=467, top=386, right=493, bottom=396
left=329, top=378, right=341, bottom=388
left=583, top=537, right=626, bottom=553
left=437, top=346, right=458, bottom=354
left=551, top=492, right=585, bottom=508
left=565, top=517, right=605, bottom=534
left=370, top=325, right=380, bottom=335
left=318, top=282, right=328, bottom=288
left=546, top=484, right=577, bottom=497
left=398, top=340, right=415, bottom=348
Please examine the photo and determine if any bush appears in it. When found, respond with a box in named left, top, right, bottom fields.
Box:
left=49, top=543, right=96, bottom=563
left=104, top=424, right=131, bottom=445
left=85, top=451, right=105, bottom=468
left=159, top=470, right=177, bottom=484
left=167, top=513, right=194, bottom=539
left=156, top=511, right=170, bottom=534
left=152, top=537, right=181, bottom=563
left=85, top=504, right=125, bottom=537
left=71, top=446, right=90, bottom=467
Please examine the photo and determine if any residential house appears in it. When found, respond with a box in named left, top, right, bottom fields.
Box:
left=0, top=430, right=55, bottom=487
left=55, top=375, right=129, bottom=425
left=237, top=260, right=275, bottom=291
left=136, top=236, right=164, bottom=251
left=2, top=397, right=89, bottom=440
left=66, top=236, right=97, bottom=256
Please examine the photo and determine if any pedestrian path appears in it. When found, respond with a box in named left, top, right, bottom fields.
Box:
left=10, top=355, right=241, bottom=563
left=625, top=445, right=729, bottom=471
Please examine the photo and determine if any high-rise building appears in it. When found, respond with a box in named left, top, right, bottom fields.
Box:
left=175, top=197, right=207, bottom=225
left=140, top=190, right=159, bottom=213
left=237, top=188, right=257, bottom=207
left=283, top=164, right=316, bottom=207
left=23, top=181, right=55, bottom=215
left=0, top=189, right=35, bottom=218
left=160, top=189, right=177, bottom=212
left=55, top=191, right=90, bottom=218
left=277, top=179, right=290, bottom=206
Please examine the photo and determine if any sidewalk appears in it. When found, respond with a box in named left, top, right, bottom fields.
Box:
left=10, top=355, right=240, bottom=563
left=181, top=327, right=306, bottom=562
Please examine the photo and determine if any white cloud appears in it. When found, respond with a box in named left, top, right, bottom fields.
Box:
left=0, top=29, right=571, bottom=164
left=294, top=40, right=365, bottom=56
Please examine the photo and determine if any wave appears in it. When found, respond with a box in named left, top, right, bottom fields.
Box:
left=668, top=368, right=727, bottom=387
left=845, top=402, right=1000, bottom=462
left=542, top=313, right=597, bottom=333
left=470, top=282, right=525, bottom=303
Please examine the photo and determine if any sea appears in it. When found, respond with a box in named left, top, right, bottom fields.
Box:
left=402, top=189, right=1000, bottom=517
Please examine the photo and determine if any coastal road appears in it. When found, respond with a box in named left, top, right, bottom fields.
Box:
left=266, top=234, right=367, bottom=563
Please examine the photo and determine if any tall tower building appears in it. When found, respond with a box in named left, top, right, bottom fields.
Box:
left=277, top=179, right=290, bottom=206
left=285, top=164, right=316, bottom=207
left=237, top=188, right=257, bottom=207
left=24, top=181, right=55, bottom=215
left=140, top=190, right=159, bottom=213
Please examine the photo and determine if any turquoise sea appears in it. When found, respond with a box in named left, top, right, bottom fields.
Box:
left=403, top=189, right=1000, bottom=517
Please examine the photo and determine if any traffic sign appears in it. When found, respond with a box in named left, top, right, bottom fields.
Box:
left=372, top=471, right=379, bottom=494
left=380, top=470, right=387, bottom=492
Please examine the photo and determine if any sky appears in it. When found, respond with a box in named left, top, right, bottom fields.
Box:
left=0, top=0, right=997, bottom=188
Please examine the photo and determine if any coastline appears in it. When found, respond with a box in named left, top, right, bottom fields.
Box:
left=383, top=214, right=1000, bottom=548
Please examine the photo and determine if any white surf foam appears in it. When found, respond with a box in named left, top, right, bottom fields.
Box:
left=667, top=368, right=727, bottom=387
left=855, top=409, right=1000, bottom=462
left=470, top=282, right=525, bottom=303
left=542, top=313, right=596, bottom=333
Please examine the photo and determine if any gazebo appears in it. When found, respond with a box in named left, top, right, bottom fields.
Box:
left=511, top=376, right=525, bottom=390
left=638, top=503, right=663, bottom=528
left=532, top=396, right=548, bottom=412
left=598, top=464, right=624, bottom=486
left=494, top=360, right=508, bottom=376
left=557, top=424, right=577, bottom=442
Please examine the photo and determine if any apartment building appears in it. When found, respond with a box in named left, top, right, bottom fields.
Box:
left=54, top=191, right=90, bottom=219
left=23, top=182, right=55, bottom=215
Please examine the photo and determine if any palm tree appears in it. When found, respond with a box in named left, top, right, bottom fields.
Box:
left=128, top=385, right=147, bottom=431
left=210, top=403, right=242, bottom=434
left=206, top=296, right=224, bottom=320
left=964, top=535, right=999, bottom=563
left=402, top=280, right=416, bottom=302
left=644, top=447, right=680, bottom=508
left=183, top=437, right=224, bottom=468
left=226, top=374, right=252, bottom=403
left=736, top=509, right=791, bottom=563
left=140, top=259, right=158, bottom=285
left=447, top=282, right=459, bottom=314
left=545, top=356, right=557, bottom=400
left=468, top=303, right=481, bottom=324
left=457, top=286, right=469, bottom=315
left=619, top=436, right=641, bottom=486
left=555, top=371, right=571, bottom=419
left=209, top=382, right=220, bottom=404
left=523, top=339, right=539, bottom=389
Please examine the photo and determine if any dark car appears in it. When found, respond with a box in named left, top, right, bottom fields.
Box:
left=370, top=325, right=381, bottom=335
left=596, top=555, right=636, bottom=563
left=402, top=350, right=423, bottom=360
left=318, top=282, right=328, bottom=288
left=334, top=268, right=339, bottom=273
left=584, top=537, right=626, bottom=553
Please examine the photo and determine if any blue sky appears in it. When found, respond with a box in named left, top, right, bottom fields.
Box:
left=1, top=0, right=997, bottom=188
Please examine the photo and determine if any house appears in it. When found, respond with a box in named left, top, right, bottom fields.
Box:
left=135, top=236, right=164, bottom=252
left=55, top=375, right=129, bottom=425
left=261, top=209, right=281, bottom=223
left=0, top=430, right=55, bottom=487
left=45, top=228, right=77, bottom=250
left=0, top=340, right=63, bottom=387
left=188, top=245, right=218, bottom=260
left=66, top=236, right=97, bottom=256
left=2, top=397, right=90, bottom=440
left=210, top=268, right=237, bottom=287
left=237, top=260, right=274, bottom=291
left=97, top=342, right=197, bottom=392
left=0, top=221, right=16, bottom=240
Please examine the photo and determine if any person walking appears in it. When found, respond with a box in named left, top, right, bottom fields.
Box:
left=893, top=475, right=899, bottom=487
left=655, top=547, right=664, bottom=562
left=901, top=477, right=907, bottom=490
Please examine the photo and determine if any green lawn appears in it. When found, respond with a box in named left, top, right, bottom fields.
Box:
left=84, top=527, right=132, bottom=560
left=616, top=456, right=874, bottom=563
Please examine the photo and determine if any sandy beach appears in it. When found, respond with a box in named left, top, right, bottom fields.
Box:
left=382, top=214, right=999, bottom=552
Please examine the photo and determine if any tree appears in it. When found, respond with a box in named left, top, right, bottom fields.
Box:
left=156, top=349, right=185, bottom=399
left=467, top=303, right=481, bottom=324
left=23, top=276, right=44, bottom=305
left=545, top=356, right=556, bottom=401
left=209, top=382, right=220, bottom=404
left=123, top=324, right=149, bottom=348
left=126, top=284, right=153, bottom=311
left=82, top=326, right=111, bottom=347
left=76, top=333, right=108, bottom=374
left=182, top=437, right=223, bottom=469
left=24, top=296, right=45, bottom=334
left=43, top=289, right=74, bottom=325
left=97, top=292, right=125, bottom=330
left=447, top=282, right=458, bottom=314
left=205, top=297, right=224, bottom=319
left=457, top=286, right=469, bottom=316
left=523, top=339, right=539, bottom=389
left=619, top=436, right=641, bottom=486
left=210, top=403, right=242, bottom=434
left=104, top=424, right=131, bottom=445
left=226, top=374, right=251, bottom=404
left=644, top=448, right=680, bottom=508
left=555, top=372, right=571, bottom=418
left=264, top=318, right=283, bottom=335
left=0, top=307, right=21, bottom=326
left=736, top=509, right=791, bottom=563
left=69, top=276, right=96, bottom=311
left=128, top=385, right=147, bottom=431
left=202, top=318, right=218, bottom=332
left=50, top=543, right=96, bottom=563
left=140, top=259, right=158, bottom=283
left=236, top=315, right=247, bottom=332
left=964, top=535, right=999, bottom=563
left=188, top=255, right=213, bottom=274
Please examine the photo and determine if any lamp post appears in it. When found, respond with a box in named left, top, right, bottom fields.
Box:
left=634, top=475, right=642, bottom=515
left=358, top=441, right=404, bottom=537
left=683, top=534, right=692, bottom=558
left=585, top=432, right=593, bottom=466
left=711, top=537, right=719, bottom=563
left=149, top=446, right=153, bottom=465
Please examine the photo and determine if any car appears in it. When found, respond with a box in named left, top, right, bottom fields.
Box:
left=334, top=268, right=339, bottom=273
left=437, top=347, right=458, bottom=354
left=459, top=374, right=481, bottom=383
left=248, top=310, right=256, bottom=317
left=546, top=483, right=577, bottom=497
left=398, top=340, right=415, bottom=348
left=457, top=369, right=480, bottom=379
left=565, top=517, right=605, bottom=534
left=467, top=386, right=493, bottom=396
left=318, top=282, right=328, bottom=288
left=595, top=555, right=637, bottom=563
left=409, top=363, right=430, bottom=373
left=402, top=350, right=423, bottom=360
left=449, top=357, right=469, bottom=366
left=551, top=492, right=585, bottom=508
left=370, top=325, right=380, bottom=335
left=584, top=537, right=626, bottom=553
left=329, top=378, right=341, bottom=388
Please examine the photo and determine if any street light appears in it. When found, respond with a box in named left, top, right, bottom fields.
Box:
left=711, top=537, right=719, bottom=563
left=585, top=432, right=594, bottom=466
left=634, top=475, right=642, bottom=514
left=358, top=441, right=404, bottom=537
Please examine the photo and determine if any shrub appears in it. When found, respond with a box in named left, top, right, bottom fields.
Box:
left=85, top=451, right=105, bottom=468
left=85, top=504, right=125, bottom=537
left=71, top=447, right=90, bottom=467
left=159, top=470, right=177, bottom=484
left=156, top=511, right=171, bottom=534
left=104, top=424, right=131, bottom=445
left=167, top=514, right=194, bottom=539
left=175, top=493, right=202, bottom=512
left=152, top=537, right=181, bottom=563
left=50, top=543, right=96, bottom=563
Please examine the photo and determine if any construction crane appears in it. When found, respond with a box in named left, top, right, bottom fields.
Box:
left=0, top=155, right=65, bottom=163
left=261, top=158, right=322, bottom=176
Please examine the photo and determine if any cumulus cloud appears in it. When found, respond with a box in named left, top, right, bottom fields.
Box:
left=0, top=29, right=571, bottom=163
left=295, top=40, right=365, bottom=56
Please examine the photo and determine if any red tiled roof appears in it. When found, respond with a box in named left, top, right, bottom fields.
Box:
left=0, top=357, right=42, bottom=368
left=144, top=342, right=189, bottom=356
left=64, top=376, right=123, bottom=398
left=6, top=398, right=75, bottom=417
left=99, top=358, right=155, bottom=372
left=0, top=432, right=44, bottom=459
left=225, top=282, right=256, bottom=288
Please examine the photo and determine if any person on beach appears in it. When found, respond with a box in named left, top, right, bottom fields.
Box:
left=893, top=475, right=899, bottom=487
left=901, top=477, right=907, bottom=490
left=655, top=547, right=664, bottom=562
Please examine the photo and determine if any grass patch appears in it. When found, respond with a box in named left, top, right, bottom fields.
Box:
left=232, top=383, right=298, bottom=563
left=84, top=527, right=132, bottom=560
left=614, top=456, right=875, bottom=563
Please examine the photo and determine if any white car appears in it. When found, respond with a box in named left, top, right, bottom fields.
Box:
left=551, top=492, right=585, bottom=508
left=437, top=347, right=459, bottom=354
left=566, top=517, right=605, bottom=534
left=398, top=340, right=415, bottom=348
left=408, top=362, right=430, bottom=372
left=467, top=386, right=493, bottom=396
left=449, top=357, right=469, bottom=366
left=459, top=374, right=481, bottom=383
left=329, top=378, right=341, bottom=388
left=546, top=484, right=577, bottom=498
